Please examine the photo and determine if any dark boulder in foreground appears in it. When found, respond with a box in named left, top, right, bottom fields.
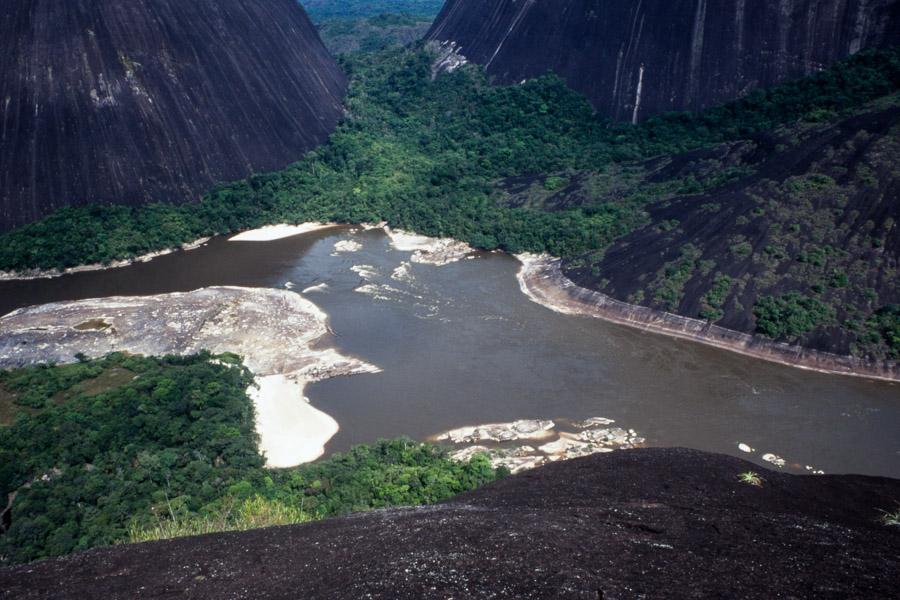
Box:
left=427, top=0, right=900, bottom=121
left=0, top=0, right=347, bottom=231
left=1, top=448, right=898, bottom=598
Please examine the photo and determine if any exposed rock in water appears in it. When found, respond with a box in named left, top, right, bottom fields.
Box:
left=2, top=449, right=897, bottom=598
left=333, top=240, right=363, bottom=254
left=427, top=0, right=900, bottom=121
left=762, top=453, right=788, bottom=468
left=438, top=417, right=644, bottom=473
left=435, top=419, right=555, bottom=444
left=0, top=287, right=380, bottom=468
left=573, top=416, right=616, bottom=428
left=384, top=227, right=475, bottom=266
left=0, top=0, right=347, bottom=231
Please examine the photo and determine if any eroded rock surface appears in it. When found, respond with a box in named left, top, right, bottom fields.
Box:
left=384, top=228, right=475, bottom=266
left=436, top=419, right=555, bottom=444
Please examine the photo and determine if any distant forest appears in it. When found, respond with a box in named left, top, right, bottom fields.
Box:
left=301, top=0, right=444, bottom=21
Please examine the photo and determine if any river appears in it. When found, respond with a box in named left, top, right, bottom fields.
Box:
left=1, top=226, right=898, bottom=477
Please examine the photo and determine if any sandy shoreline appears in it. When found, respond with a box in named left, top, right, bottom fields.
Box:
left=0, top=287, right=380, bottom=467
left=0, top=221, right=341, bottom=281
left=0, top=222, right=466, bottom=281
left=229, top=222, right=340, bottom=242
left=516, top=254, right=900, bottom=383
left=250, top=374, right=340, bottom=467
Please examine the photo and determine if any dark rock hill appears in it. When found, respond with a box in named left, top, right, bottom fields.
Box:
left=427, top=0, right=900, bottom=121
left=0, top=0, right=347, bottom=231
left=560, top=96, right=900, bottom=360
left=1, top=448, right=898, bottom=599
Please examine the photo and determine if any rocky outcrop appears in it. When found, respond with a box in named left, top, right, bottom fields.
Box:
left=557, top=100, right=900, bottom=362
left=0, top=0, right=347, bottom=231
left=438, top=418, right=646, bottom=473
left=0, top=287, right=380, bottom=467
left=1, top=448, right=897, bottom=598
left=427, top=0, right=900, bottom=121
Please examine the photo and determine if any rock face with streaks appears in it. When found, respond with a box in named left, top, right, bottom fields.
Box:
left=427, top=0, right=900, bottom=121
left=0, top=0, right=347, bottom=231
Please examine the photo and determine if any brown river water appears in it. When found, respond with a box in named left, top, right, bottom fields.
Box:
left=1, top=227, right=898, bottom=477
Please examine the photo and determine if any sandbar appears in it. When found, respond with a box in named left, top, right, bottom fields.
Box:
left=229, top=223, right=339, bottom=242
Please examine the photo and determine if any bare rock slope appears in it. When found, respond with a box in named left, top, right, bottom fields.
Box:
left=561, top=98, right=900, bottom=362
left=427, top=0, right=900, bottom=121
left=1, top=448, right=898, bottom=599
left=0, top=0, right=347, bottom=231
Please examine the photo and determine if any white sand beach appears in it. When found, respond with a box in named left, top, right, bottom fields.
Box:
left=250, top=375, right=340, bottom=467
left=229, top=222, right=338, bottom=242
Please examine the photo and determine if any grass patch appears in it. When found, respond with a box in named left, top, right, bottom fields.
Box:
left=128, top=495, right=315, bottom=543
left=879, top=505, right=900, bottom=527
left=737, top=471, right=764, bottom=487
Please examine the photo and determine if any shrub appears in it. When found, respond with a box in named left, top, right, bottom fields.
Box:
left=753, top=292, right=835, bottom=339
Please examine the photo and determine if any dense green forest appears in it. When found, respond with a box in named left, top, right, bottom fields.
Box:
left=0, top=46, right=898, bottom=354
left=2, top=47, right=898, bottom=275
left=0, top=354, right=501, bottom=565
left=301, top=0, right=444, bottom=21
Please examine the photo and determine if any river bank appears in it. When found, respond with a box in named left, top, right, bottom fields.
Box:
left=0, top=221, right=475, bottom=282
left=0, top=237, right=212, bottom=282
left=2, top=226, right=898, bottom=477
left=0, top=222, right=342, bottom=282
left=516, top=254, right=900, bottom=383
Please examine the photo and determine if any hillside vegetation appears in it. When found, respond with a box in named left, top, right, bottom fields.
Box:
left=4, top=448, right=899, bottom=599
left=0, top=46, right=898, bottom=358
left=559, top=96, right=900, bottom=359
left=0, top=354, right=500, bottom=565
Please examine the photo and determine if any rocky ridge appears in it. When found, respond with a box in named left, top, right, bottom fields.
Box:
left=1, top=448, right=897, bottom=599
